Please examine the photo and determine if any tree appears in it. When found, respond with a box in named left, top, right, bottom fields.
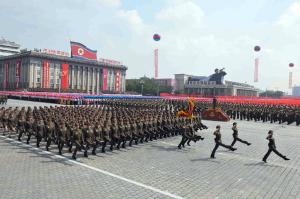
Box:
left=259, top=90, right=284, bottom=98
left=126, top=77, right=173, bottom=96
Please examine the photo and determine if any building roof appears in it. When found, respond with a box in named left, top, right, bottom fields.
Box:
left=0, top=38, right=21, bottom=49
left=0, top=50, right=127, bottom=70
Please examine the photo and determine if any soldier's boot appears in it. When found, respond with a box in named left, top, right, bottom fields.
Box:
left=101, top=145, right=106, bottom=153
left=187, top=139, right=191, bottom=146
left=68, top=144, right=73, bottom=153
left=72, top=149, right=77, bottom=160
left=84, top=150, right=88, bottom=157
left=144, top=135, right=149, bottom=142
left=109, top=142, right=114, bottom=151
left=26, top=134, right=31, bottom=144
left=135, top=138, right=139, bottom=145
left=129, top=139, right=133, bottom=147
left=58, top=142, right=64, bottom=155
left=140, top=137, right=144, bottom=143
left=18, top=131, right=23, bottom=141
left=116, top=140, right=121, bottom=150
left=46, top=138, right=51, bottom=151
left=36, top=137, right=42, bottom=148
left=122, top=141, right=126, bottom=148
left=149, top=134, right=153, bottom=141
left=92, top=148, right=96, bottom=155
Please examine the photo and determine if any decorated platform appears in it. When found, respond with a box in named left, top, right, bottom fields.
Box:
left=201, top=108, right=230, bottom=122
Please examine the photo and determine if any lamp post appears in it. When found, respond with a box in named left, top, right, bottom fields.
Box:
left=140, top=80, right=144, bottom=95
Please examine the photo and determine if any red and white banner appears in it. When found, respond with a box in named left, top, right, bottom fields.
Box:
left=61, top=64, right=69, bottom=89
left=16, top=60, right=21, bottom=88
left=70, top=41, right=97, bottom=60
left=3, top=63, right=8, bottom=89
left=42, top=60, right=50, bottom=88
left=114, top=71, right=121, bottom=92
left=103, top=68, right=107, bottom=91
left=254, top=58, right=259, bottom=82
left=99, top=58, right=121, bottom=66
left=42, top=49, right=69, bottom=57
left=289, top=71, right=292, bottom=89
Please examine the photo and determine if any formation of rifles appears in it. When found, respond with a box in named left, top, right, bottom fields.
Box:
left=0, top=99, right=207, bottom=160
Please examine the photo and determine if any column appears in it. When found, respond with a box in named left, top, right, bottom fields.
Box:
left=71, top=65, right=75, bottom=89
left=86, top=67, right=90, bottom=93
left=96, top=69, right=99, bottom=95
left=77, top=66, right=80, bottom=90
left=91, top=67, right=95, bottom=94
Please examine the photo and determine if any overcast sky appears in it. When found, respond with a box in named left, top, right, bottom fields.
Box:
left=1, top=0, right=300, bottom=92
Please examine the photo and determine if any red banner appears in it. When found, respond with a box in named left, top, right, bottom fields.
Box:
left=103, top=68, right=107, bottom=91
left=3, top=63, right=8, bottom=89
left=61, top=64, right=69, bottom=89
left=70, top=41, right=97, bottom=60
left=42, top=61, right=50, bottom=88
left=16, top=60, right=21, bottom=88
left=115, top=71, right=121, bottom=92
left=254, top=58, right=259, bottom=82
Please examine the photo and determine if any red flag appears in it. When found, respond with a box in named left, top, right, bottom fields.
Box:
left=16, top=60, right=21, bottom=88
left=103, top=68, right=107, bottom=91
left=61, top=64, right=69, bottom=89
left=42, top=60, right=50, bottom=88
left=70, top=41, right=97, bottom=60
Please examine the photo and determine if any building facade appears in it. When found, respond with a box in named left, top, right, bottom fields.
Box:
left=0, top=50, right=127, bottom=93
left=175, top=74, right=259, bottom=97
left=0, top=38, right=20, bottom=57
left=292, top=86, right=300, bottom=97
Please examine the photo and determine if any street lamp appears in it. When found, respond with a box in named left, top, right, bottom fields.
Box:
left=140, top=80, right=144, bottom=95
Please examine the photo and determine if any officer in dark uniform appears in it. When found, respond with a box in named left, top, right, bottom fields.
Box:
left=230, top=122, right=251, bottom=147
left=211, top=125, right=236, bottom=158
left=262, top=130, right=290, bottom=163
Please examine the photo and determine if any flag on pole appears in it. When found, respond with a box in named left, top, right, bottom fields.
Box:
left=254, top=58, right=259, bottom=82
left=70, top=41, right=97, bottom=60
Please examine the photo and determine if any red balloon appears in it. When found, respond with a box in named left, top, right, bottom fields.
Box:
left=289, top=63, right=294, bottom=67
left=254, top=46, right=261, bottom=52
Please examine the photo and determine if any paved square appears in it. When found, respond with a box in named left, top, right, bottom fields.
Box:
left=0, top=100, right=299, bottom=199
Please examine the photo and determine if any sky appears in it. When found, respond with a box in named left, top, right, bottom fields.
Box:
left=1, top=0, right=300, bottom=92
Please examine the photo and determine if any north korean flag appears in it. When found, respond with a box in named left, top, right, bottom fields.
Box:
left=70, top=41, right=97, bottom=60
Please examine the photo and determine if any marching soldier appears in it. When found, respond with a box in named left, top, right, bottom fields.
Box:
left=230, top=122, right=251, bottom=147
left=210, top=125, right=236, bottom=159
left=262, top=130, right=290, bottom=163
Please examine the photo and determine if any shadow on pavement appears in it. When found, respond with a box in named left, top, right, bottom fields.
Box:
left=190, top=157, right=221, bottom=164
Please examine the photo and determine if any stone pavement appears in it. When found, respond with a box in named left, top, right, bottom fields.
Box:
left=0, top=100, right=300, bottom=199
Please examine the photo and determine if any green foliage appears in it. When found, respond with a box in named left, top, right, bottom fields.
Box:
left=259, top=90, right=284, bottom=98
left=126, top=77, right=172, bottom=96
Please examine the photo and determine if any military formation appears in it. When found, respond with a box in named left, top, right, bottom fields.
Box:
left=0, top=99, right=207, bottom=160
left=0, top=98, right=295, bottom=163
left=191, top=101, right=300, bottom=126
